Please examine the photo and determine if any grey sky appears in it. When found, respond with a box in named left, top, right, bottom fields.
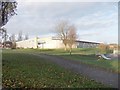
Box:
left=4, top=0, right=118, bottom=44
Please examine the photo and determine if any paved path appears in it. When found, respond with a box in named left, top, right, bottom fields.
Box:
left=29, top=53, right=119, bottom=88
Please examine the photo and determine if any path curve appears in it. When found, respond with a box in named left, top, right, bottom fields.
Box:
left=28, top=53, right=119, bottom=88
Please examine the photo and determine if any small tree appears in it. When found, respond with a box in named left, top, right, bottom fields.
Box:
left=0, top=27, right=8, bottom=42
left=9, top=33, right=15, bottom=42
left=17, top=31, right=22, bottom=41
left=9, top=33, right=16, bottom=49
left=55, top=20, right=69, bottom=51
left=24, top=34, right=29, bottom=40
left=11, top=42, right=16, bottom=49
left=67, top=25, right=77, bottom=55
left=98, top=43, right=110, bottom=54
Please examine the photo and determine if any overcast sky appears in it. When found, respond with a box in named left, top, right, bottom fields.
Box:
left=4, top=0, right=118, bottom=44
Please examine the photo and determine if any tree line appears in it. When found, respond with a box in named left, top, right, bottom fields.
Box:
left=0, top=27, right=29, bottom=43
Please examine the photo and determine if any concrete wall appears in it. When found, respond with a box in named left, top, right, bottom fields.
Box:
left=16, top=37, right=65, bottom=49
left=16, top=37, right=99, bottom=49
left=38, top=37, right=64, bottom=49
left=38, top=37, right=77, bottom=49
left=16, top=37, right=38, bottom=48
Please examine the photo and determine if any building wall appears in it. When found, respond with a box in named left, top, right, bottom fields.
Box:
left=16, top=37, right=38, bottom=48
left=16, top=37, right=65, bottom=49
left=38, top=37, right=64, bottom=49
left=16, top=37, right=99, bottom=49
left=113, top=49, right=120, bottom=54
left=76, top=42, right=99, bottom=48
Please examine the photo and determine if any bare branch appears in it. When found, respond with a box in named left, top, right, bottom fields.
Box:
left=55, top=20, right=77, bottom=52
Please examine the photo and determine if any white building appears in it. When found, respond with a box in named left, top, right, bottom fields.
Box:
left=16, top=37, right=38, bottom=48
left=16, top=37, right=66, bottom=49
left=37, top=37, right=65, bottom=49
left=16, top=37, right=100, bottom=49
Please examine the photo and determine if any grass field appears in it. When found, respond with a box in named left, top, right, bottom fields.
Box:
left=41, top=48, right=119, bottom=73
left=60, top=54, right=119, bottom=73
left=2, top=50, right=106, bottom=88
left=9, top=48, right=119, bottom=73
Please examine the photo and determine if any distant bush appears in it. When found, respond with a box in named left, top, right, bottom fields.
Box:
left=11, top=42, right=16, bottom=49
left=98, top=43, right=112, bottom=54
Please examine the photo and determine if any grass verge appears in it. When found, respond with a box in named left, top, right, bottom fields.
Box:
left=8, top=48, right=119, bottom=73
left=2, top=51, right=106, bottom=88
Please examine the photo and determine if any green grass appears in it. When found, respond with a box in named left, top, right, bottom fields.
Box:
left=59, top=54, right=119, bottom=73
left=2, top=51, right=106, bottom=88
left=9, top=48, right=119, bottom=73
left=35, top=48, right=119, bottom=73
left=5, top=48, right=98, bottom=55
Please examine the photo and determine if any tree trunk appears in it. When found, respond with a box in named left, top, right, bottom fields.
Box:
left=70, top=48, right=72, bottom=55
left=64, top=45, right=67, bottom=51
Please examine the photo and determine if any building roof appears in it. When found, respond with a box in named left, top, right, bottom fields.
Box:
left=2, top=41, right=12, bottom=44
left=76, top=40, right=100, bottom=44
left=52, top=37, right=100, bottom=44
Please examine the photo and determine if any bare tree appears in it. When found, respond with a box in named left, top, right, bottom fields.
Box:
left=55, top=20, right=77, bottom=52
left=0, top=1, right=17, bottom=27
left=0, top=27, right=8, bottom=43
left=55, top=20, right=69, bottom=51
left=9, top=33, right=15, bottom=42
left=0, top=1, right=17, bottom=47
left=9, top=33, right=16, bottom=49
left=24, top=34, right=29, bottom=40
left=98, top=43, right=110, bottom=54
left=67, top=25, right=77, bottom=55
left=17, top=31, right=22, bottom=41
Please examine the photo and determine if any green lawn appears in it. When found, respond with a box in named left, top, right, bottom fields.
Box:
left=5, top=48, right=98, bottom=55
left=37, top=48, right=119, bottom=73
left=60, top=54, right=119, bottom=73
left=9, top=48, right=119, bottom=73
left=2, top=50, right=106, bottom=88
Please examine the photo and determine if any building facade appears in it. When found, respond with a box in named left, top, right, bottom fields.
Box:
left=76, top=40, right=100, bottom=48
left=16, top=37, right=38, bottom=48
left=16, top=37, right=64, bottom=49
left=37, top=37, right=64, bottom=49
left=16, top=37, right=100, bottom=49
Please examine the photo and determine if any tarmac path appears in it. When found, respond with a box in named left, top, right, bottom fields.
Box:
left=28, top=53, right=119, bottom=88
